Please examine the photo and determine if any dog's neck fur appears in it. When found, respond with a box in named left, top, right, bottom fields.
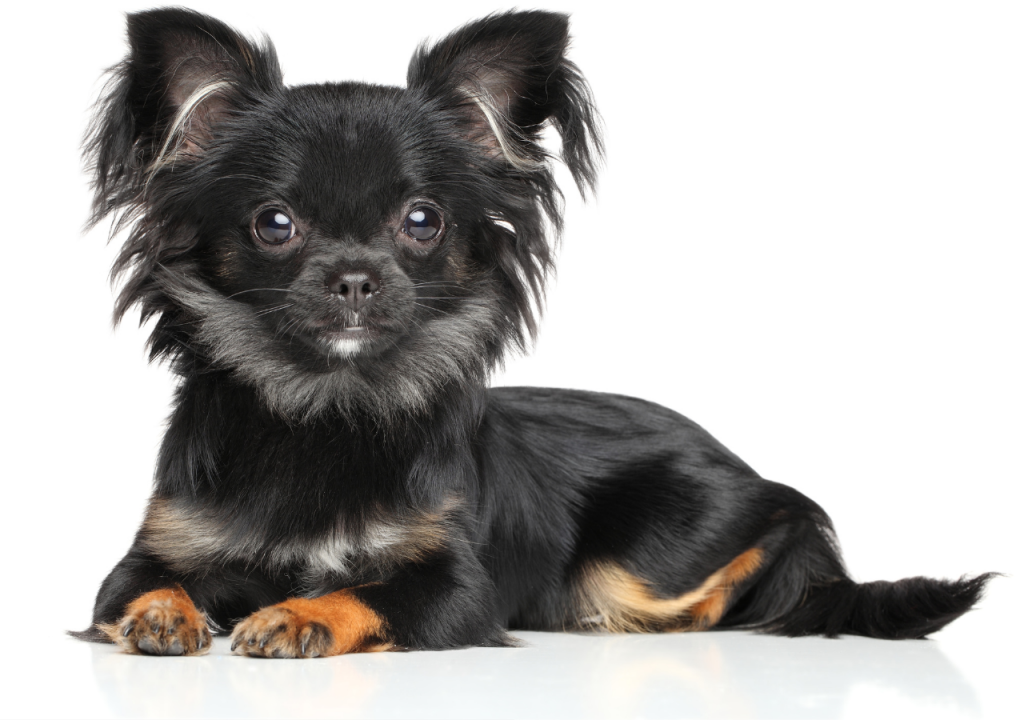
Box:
left=155, top=356, right=487, bottom=508
left=153, top=267, right=503, bottom=426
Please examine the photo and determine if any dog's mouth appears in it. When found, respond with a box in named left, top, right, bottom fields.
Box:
left=326, top=325, right=370, bottom=336
left=313, top=320, right=397, bottom=359
left=259, top=287, right=414, bottom=361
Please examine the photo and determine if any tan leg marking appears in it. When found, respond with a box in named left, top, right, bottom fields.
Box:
left=99, top=586, right=212, bottom=655
left=140, top=495, right=454, bottom=575
left=576, top=548, right=764, bottom=632
left=230, top=590, right=390, bottom=659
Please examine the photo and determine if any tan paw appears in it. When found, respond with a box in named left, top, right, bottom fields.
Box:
left=230, top=591, right=387, bottom=659
left=231, top=605, right=333, bottom=658
left=100, top=586, right=212, bottom=656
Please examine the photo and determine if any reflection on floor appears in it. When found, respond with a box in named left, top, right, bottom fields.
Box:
left=77, top=630, right=981, bottom=720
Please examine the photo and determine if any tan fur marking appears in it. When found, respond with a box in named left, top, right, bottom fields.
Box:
left=396, top=510, right=449, bottom=561
left=691, top=547, right=764, bottom=626
left=140, top=496, right=452, bottom=579
left=230, top=589, right=389, bottom=658
left=577, top=548, right=764, bottom=632
left=99, top=586, right=212, bottom=655
left=445, top=253, right=475, bottom=282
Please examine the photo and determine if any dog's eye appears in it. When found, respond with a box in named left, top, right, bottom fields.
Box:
left=254, top=209, right=295, bottom=245
left=402, top=207, right=443, bottom=244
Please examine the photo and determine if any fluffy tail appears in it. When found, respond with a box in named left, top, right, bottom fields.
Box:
left=767, top=574, right=995, bottom=639
left=719, top=502, right=996, bottom=639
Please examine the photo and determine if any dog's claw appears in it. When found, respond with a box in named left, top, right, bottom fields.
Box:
left=122, top=623, right=134, bottom=637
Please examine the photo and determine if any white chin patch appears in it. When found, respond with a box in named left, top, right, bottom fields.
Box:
left=329, top=336, right=365, bottom=357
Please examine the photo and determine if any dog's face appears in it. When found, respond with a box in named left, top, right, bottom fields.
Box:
left=90, top=9, right=600, bottom=420
left=193, top=83, right=470, bottom=363
left=172, top=81, right=501, bottom=381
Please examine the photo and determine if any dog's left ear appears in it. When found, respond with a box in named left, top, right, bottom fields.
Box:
left=407, top=11, right=603, bottom=196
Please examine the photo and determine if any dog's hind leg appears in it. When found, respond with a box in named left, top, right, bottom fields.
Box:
left=567, top=471, right=994, bottom=638
left=716, top=508, right=996, bottom=639
left=572, top=546, right=766, bottom=632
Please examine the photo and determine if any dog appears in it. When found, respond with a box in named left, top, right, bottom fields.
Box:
left=72, top=8, right=991, bottom=658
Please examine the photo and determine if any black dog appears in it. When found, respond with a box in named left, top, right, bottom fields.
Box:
left=74, top=8, right=990, bottom=658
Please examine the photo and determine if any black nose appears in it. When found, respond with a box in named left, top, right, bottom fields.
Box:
left=327, top=270, right=381, bottom=311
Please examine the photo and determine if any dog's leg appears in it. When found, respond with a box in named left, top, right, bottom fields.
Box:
left=231, top=540, right=506, bottom=658
left=573, top=547, right=766, bottom=633
left=229, top=589, right=384, bottom=658
left=71, top=550, right=214, bottom=655
left=98, top=585, right=212, bottom=656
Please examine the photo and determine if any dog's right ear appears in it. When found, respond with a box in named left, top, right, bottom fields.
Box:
left=86, top=8, right=282, bottom=224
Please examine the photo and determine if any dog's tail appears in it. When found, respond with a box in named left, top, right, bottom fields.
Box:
left=765, top=574, right=993, bottom=639
left=719, top=497, right=996, bottom=639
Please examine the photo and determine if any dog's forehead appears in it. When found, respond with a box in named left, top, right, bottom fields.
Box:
left=253, top=82, right=436, bottom=228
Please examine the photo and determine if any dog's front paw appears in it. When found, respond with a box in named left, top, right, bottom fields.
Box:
left=231, top=605, right=333, bottom=658
left=230, top=592, right=387, bottom=658
left=100, top=586, right=212, bottom=656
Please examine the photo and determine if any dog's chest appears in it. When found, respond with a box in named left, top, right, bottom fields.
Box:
left=138, top=497, right=444, bottom=584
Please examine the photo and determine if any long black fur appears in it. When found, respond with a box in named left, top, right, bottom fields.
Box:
left=73, top=9, right=991, bottom=653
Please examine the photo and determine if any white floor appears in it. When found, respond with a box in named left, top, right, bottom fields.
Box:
left=4, top=582, right=1018, bottom=720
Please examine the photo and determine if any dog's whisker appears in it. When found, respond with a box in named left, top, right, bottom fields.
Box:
left=253, top=303, right=295, bottom=318
left=226, top=288, right=295, bottom=300
left=399, top=314, right=429, bottom=336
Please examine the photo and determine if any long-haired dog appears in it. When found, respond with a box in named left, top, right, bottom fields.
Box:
left=73, top=8, right=991, bottom=657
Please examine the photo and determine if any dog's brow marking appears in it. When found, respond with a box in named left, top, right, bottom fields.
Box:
left=575, top=548, right=764, bottom=632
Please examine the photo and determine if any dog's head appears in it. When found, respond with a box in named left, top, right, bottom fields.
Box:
left=88, top=9, right=601, bottom=421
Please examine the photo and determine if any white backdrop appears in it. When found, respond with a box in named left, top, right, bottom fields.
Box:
left=0, top=0, right=1020, bottom=714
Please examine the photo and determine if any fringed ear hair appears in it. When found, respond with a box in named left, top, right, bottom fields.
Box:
left=407, top=11, right=603, bottom=197
left=86, top=8, right=282, bottom=226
